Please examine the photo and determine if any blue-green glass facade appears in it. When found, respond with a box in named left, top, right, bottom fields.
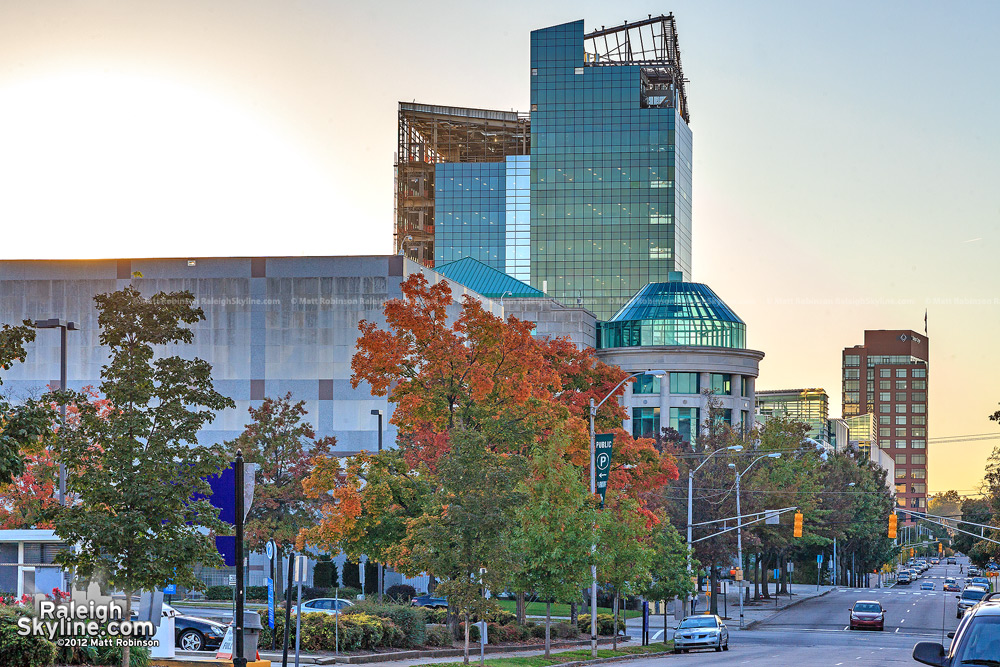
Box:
left=435, top=156, right=531, bottom=279
left=434, top=162, right=507, bottom=268
left=598, top=280, right=746, bottom=349
left=529, top=20, right=693, bottom=319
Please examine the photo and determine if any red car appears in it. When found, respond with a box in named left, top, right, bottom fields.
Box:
left=943, top=578, right=961, bottom=592
left=849, top=600, right=885, bottom=631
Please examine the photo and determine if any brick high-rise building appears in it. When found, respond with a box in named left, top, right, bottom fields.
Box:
left=842, top=330, right=929, bottom=523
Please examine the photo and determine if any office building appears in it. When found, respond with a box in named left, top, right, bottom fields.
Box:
left=0, top=256, right=544, bottom=453
left=395, top=15, right=692, bottom=319
left=844, top=413, right=878, bottom=457
left=595, top=273, right=763, bottom=444
left=755, top=389, right=831, bottom=443
left=842, top=330, right=929, bottom=520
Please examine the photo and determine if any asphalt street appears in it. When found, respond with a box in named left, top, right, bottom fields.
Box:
left=633, top=559, right=970, bottom=666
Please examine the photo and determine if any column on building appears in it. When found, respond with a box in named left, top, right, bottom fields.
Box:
left=659, top=371, right=672, bottom=440
left=730, top=373, right=742, bottom=429
left=698, top=372, right=711, bottom=436
left=746, top=376, right=756, bottom=431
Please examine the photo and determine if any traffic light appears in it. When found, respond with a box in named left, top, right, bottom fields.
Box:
left=793, top=511, right=803, bottom=538
left=911, top=548, right=915, bottom=558
left=938, top=542, right=943, bottom=553
left=888, top=513, right=897, bottom=539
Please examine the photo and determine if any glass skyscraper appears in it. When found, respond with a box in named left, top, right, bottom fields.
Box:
left=396, top=15, right=691, bottom=319
left=529, top=18, right=691, bottom=319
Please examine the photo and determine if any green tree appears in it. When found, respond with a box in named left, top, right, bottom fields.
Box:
left=511, top=434, right=595, bottom=657
left=401, top=428, right=526, bottom=664
left=0, top=321, right=52, bottom=485
left=642, top=518, right=695, bottom=645
left=595, top=490, right=654, bottom=649
left=48, top=287, right=234, bottom=667
left=226, top=393, right=333, bottom=556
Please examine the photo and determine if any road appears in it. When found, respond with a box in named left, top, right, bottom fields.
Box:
left=630, top=558, right=967, bottom=666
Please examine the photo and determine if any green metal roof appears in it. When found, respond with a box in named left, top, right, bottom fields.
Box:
left=434, top=257, right=544, bottom=299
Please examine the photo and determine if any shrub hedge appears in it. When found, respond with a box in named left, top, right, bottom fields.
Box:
left=0, top=605, right=58, bottom=667
left=384, top=584, right=416, bottom=604
left=576, top=613, right=615, bottom=636
left=343, top=602, right=427, bottom=647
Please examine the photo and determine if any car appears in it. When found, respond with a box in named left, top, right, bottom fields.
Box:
left=943, top=578, right=961, bottom=592
left=411, top=594, right=449, bottom=609
left=131, top=604, right=227, bottom=652
left=920, top=581, right=935, bottom=591
left=297, top=597, right=354, bottom=615
left=971, top=577, right=992, bottom=591
left=931, top=558, right=939, bottom=565
left=957, top=586, right=990, bottom=618
left=175, top=613, right=228, bottom=652
left=848, top=600, right=885, bottom=631
left=947, top=557, right=956, bottom=565
left=913, top=592, right=1000, bottom=666
left=969, top=566, right=981, bottom=576
left=897, top=571, right=912, bottom=585
left=672, top=615, right=729, bottom=653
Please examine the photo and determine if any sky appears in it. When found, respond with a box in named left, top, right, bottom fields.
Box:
left=0, top=0, right=997, bottom=494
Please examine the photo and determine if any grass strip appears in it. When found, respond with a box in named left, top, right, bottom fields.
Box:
left=414, top=643, right=673, bottom=667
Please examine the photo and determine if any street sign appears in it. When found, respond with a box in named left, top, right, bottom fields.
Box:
left=216, top=627, right=234, bottom=660
left=787, top=562, right=794, bottom=573
left=734, top=568, right=743, bottom=581
left=594, top=434, right=614, bottom=507
left=773, top=568, right=780, bottom=579
left=266, top=577, right=275, bottom=630
left=265, top=540, right=275, bottom=561
left=765, top=511, right=779, bottom=525
left=294, top=555, right=308, bottom=584
left=163, top=584, right=176, bottom=595
left=816, top=554, right=823, bottom=565
left=228, top=574, right=237, bottom=586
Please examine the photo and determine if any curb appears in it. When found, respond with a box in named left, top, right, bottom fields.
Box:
left=334, top=636, right=632, bottom=664
left=743, top=588, right=836, bottom=630
left=153, top=637, right=633, bottom=666
left=550, top=651, right=673, bottom=667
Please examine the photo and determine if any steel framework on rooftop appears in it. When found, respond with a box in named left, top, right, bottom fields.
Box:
left=394, top=103, right=529, bottom=266
left=584, top=14, right=690, bottom=122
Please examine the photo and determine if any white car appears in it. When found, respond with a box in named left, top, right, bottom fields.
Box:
left=673, top=615, right=729, bottom=653
left=297, top=598, right=354, bottom=615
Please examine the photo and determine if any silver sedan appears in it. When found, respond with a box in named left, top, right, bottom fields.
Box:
left=672, top=614, right=730, bottom=653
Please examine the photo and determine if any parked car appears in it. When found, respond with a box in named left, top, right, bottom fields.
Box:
left=848, top=600, right=885, bottom=631
left=296, top=598, right=354, bottom=615
left=673, top=615, right=729, bottom=653
left=175, top=614, right=228, bottom=652
left=897, top=570, right=912, bottom=585
left=411, top=594, right=449, bottom=609
left=913, top=592, right=1000, bottom=666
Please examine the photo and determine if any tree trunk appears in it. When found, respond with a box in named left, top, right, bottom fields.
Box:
left=545, top=601, right=551, bottom=658
left=779, top=554, right=788, bottom=594
left=122, top=590, right=132, bottom=667
left=709, top=562, right=719, bottom=615
left=762, top=555, right=770, bottom=599
left=752, top=554, right=759, bottom=600
left=612, top=593, right=619, bottom=651
left=463, top=612, right=470, bottom=665
left=663, top=602, right=669, bottom=644
left=516, top=591, right=526, bottom=625
left=570, top=601, right=578, bottom=632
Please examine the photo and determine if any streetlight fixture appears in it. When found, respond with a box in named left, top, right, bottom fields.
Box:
left=588, top=369, right=666, bottom=657
left=34, top=318, right=78, bottom=506
left=728, top=452, right=781, bottom=628
left=687, top=444, right=743, bottom=615
left=499, top=290, right=513, bottom=310
left=370, top=409, right=384, bottom=602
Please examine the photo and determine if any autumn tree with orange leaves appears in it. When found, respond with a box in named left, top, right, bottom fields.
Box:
left=300, top=274, right=679, bottom=615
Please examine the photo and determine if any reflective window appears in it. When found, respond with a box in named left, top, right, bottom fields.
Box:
left=845, top=355, right=860, bottom=367
left=670, top=372, right=700, bottom=394
left=633, top=375, right=660, bottom=395
left=669, top=407, right=699, bottom=444
left=896, top=369, right=907, bottom=378
left=632, top=407, right=660, bottom=438
left=710, top=374, right=731, bottom=395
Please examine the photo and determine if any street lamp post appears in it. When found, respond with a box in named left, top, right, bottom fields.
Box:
left=728, top=452, right=781, bottom=629
left=370, top=409, right=384, bottom=602
left=34, top=318, right=78, bottom=506
left=687, top=445, right=743, bottom=616
left=588, top=369, right=666, bottom=658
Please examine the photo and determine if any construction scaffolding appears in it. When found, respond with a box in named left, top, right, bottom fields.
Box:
left=584, top=14, right=690, bottom=122
left=394, top=103, right=530, bottom=266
